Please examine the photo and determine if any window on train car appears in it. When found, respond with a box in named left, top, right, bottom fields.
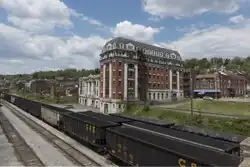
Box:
left=123, top=146, right=128, bottom=157
left=89, top=125, right=92, bottom=132
left=117, top=144, right=122, bottom=153
left=92, top=126, right=96, bottom=134
left=129, top=154, right=134, bottom=163
left=86, top=124, right=89, bottom=131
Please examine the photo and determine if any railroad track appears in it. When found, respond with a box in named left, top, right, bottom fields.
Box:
left=0, top=111, right=44, bottom=166
left=2, top=102, right=102, bottom=167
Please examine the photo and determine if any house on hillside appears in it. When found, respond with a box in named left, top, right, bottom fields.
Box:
left=65, top=86, right=78, bottom=96
left=16, top=80, right=26, bottom=90
left=56, top=77, right=78, bottom=89
left=27, top=79, right=56, bottom=94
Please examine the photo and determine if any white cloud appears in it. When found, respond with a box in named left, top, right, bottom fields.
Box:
left=0, top=0, right=72, bottom=32
left=8, top=59, right=24, bottom=65
left=229, top=15, right=246, bottom=24
left=112, top=20, right=162, bottom=42
left=142, top=0, right=242, bottom=19
left=69, top=9, right=108, bottom=29
left=163, top=21, right=250, bottom=59
left=0, top=23, right=107, bottom=74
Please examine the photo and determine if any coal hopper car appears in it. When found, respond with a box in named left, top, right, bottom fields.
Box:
left=106, top=121, right=242, bottom=166
left=110, top=113, right=175, bottom=127
left=59, top=112, right=119, bottom=151
left=79, top=111, right=133, bottom=124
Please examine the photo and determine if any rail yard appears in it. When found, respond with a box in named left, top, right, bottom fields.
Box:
left=0, top=93, right=250, bottom=166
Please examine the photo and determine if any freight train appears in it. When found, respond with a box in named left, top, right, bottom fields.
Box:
left=0, top=93, right=246, bottom=167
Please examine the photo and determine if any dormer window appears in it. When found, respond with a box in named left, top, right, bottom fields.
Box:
left=102, top=47, right=106, bottom=53
left=170, top=53, right=176, bottom=59
left=107, top=43, right=112, bottom=50
left=126, top=43, right=135, bottom=50
left=119, top=43, right=124, bottom=49
left=113, top=43, right=116, bottom=49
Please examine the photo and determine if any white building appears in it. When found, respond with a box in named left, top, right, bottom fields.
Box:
left=78, top=74, right=100, bottom=108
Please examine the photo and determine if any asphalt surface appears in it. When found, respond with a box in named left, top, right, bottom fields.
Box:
left=218, top=98, right=250, bottom=102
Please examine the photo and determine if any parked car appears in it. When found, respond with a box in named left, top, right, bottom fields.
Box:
left=203, top=96, right=213, bottom=100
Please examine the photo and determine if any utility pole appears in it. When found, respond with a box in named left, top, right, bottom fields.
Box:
left=190, top=68, right=195, bottom=116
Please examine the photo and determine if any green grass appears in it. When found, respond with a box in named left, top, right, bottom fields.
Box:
left=122, top=104, right=250, bottom=136
left=12, top=90, right=77, bottom=104
left=173, top=99, right=250, bottom=116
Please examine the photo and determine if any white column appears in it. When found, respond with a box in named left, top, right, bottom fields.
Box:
left=124, top=63, right=128, bottom=99
left=84, top=82, right=87, bottom=96
left=91, top=81, right=94, bottom=96
left=109, top=63, right=112, bottom=98
left=95, top=81, right=97, bottom=96
left=89, top=82, right=91, bottom=96
left=97, top=81, right=100, bottom=97
left=87, top=82, right=89, bottom=95
left=103, top=64, right=106, bottom=98
left=135, top=64, right=138, bottom=99
left=177, top=71, right=180, bottom=91
left=78, top=79, right=81, bottom=95
left=169, top=69, right=172, bottom=90
left=81, top=81, right=83, bottom=95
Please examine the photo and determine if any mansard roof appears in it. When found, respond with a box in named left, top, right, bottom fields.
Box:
left=102, top=37, right=182, bottom=61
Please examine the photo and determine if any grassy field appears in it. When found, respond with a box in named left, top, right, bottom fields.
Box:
left=12, top=90, right=78, bottom=104
left=168, top=99, right=250, bottom=116
left=123, top=104, right=250, bottom=136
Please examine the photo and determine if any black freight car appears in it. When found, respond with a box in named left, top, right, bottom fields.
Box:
left=7, top=94, right=42, bottom=118
left=110, top=113, right=174, bottom=127
left=2, top=93, right=11, bottom=102
left=125, top=121, right=241, bottom=155
left=172, top=125, right=247, bottom=144
left=60, top=112, right=119, bottom=150
left=79, top=111, right=133, bottom=124
left=106, top=125, right=242, bottom=166
left=41, top=103, right=72, bottom=129
left=26, top=100, right=42, bottom=118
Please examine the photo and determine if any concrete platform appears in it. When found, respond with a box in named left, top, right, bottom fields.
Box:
left=1, top=106, right=76, bottom=166
left=3, top=101, right=116, bottom=167
left=0, top=124, right=22, bottom=166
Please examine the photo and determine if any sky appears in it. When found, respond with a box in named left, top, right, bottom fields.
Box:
left=0, top=0, right=250, bottom=74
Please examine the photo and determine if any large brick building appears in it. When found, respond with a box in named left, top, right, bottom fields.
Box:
left=98, top=37, right=184, bottom=113
left=194, top=71, right=247, bottom=97
left=79, top=37, right=184, bottom=113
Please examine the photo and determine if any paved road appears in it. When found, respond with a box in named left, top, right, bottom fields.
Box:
left=218, top=98, right=250, bottom=102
